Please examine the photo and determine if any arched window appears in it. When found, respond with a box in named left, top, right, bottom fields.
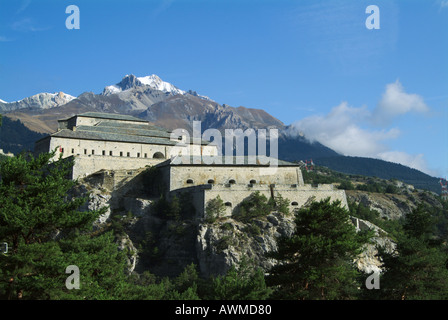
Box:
left=225, top=202, right=232, bottom=207
left=153, top=152, right=165, bottom=159
left=291, top=201, right=299, bottom=206
left=208, top=179, right=215, bottom=184
left=186, top=179, right=194, bottom=184
left=229, top=179, right=236, bottom=184
left=249, top=179, right=256, bottom=184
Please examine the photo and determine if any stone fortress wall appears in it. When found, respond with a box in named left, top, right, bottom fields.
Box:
left=159, top=162, right=348, bottom=218
left=34, top=112, right=217, bottom=179
left=34, top=112, right=349, bottom=219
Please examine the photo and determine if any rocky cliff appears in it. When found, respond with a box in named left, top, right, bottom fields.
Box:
left=71, top=167, right=420, bottom=279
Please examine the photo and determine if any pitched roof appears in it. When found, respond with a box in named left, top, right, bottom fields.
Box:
left=51, top=128, right=180, bottom=146
left=59, top=112, right=148, bottom=123
left=157, top=155, right=298, bottom=167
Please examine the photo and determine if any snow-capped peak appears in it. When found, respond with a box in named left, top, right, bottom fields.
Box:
left=102, top=74, right=184, bottom=96
left=137, top=75, right=186, bottom=95
left=0, top=98, right=7, bottom=103
left=101, top=74, right=213, bottom=102
left=0, top=91, right=77, bottom=112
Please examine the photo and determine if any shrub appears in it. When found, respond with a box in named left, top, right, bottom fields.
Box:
left=205, top=195, right=226, bottom=223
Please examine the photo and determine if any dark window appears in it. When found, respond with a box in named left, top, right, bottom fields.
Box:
left=120, top=152, right=123, bottom=157
left=250, top=179, right=256, bottom=184
left=208, top=179, right=215, bottom=184
left=102, top=150, right=106, bottom=156
left=137, top=153, right=140, bottom=157
left=229, top=179, right=236, bottom=184
left=92, top=150, right=95, bottom=155
left=186, top=179, right=194, bottom=184
left=84, top=149, right=87, bottom=155
left=144, top=153, right=148, bottom=158
left=153, top=152, right=164, bottom=159
left=110, top=151, right=113, bottom=156
left=127, top=152, right=130, bottom=157
left=291, top=201, right=299, bottom=206
left=225, top=202, right=232, bottom=207
left=71, top=148, right=74, bottom=154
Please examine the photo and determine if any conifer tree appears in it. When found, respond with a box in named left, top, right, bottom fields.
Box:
left=266, top=198, right=373, bottom=300
left=0, top=150, right=128, bottom=299
left=376, top=205, right=448, bottom=300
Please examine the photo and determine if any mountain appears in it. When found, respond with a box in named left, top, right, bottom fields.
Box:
left=0, top=73, right=442, bottom=194
left=314, top=156, right=442, bottom=195
left=103, top=74, right=184, bottom=96
left=137, top=94, right=285, bottom=132
left=0, top=116, right=46, bottom=155
left=0, top=91, right=76, bottom=112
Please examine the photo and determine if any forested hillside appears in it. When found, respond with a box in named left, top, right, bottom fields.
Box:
left=315, top=156, right=441, bottom=194
left=0, top=115, right=46, bottom=155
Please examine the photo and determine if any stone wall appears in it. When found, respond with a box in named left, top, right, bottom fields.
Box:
left=166, top=182, right=348, bottom=219
left=36, top=136, right=217, bottom=165
left=46, top=136, right=171, bottom=160
left=165, top=165, right=305, bottom=192
left=202, top=184, right=348, bottom=217
left=71, top=155, right=163, bottom=180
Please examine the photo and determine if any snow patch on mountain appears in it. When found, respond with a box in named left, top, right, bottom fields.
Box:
left=0, top=92, right=76, bottom=112
left=137, top=75, right=185, bottom=95
left=102, top=74, right=212, bottom=101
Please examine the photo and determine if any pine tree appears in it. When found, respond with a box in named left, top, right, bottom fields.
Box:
left=377, top=205, right=448, bottom=300
left=266, top=198, right=373, bottom=300
left=0, top=150, right=129, bottom=299
left=204, top=258, right=271, bottom=300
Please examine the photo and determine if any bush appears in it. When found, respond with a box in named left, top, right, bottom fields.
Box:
left=205, top=195, right=226, bottom=223
left=235, top=192, right=273, bottom=222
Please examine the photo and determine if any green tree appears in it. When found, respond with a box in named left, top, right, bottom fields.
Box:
left=203, top=259, right=271, bottom=300
left=338, top=180, right=355, bottom=190
left=403, top=204, right=433, bottom=240
left=0, top=150, right=130, bottom=299
left=125, top=266, right=200, bottom=300
left=377, top=235, right=448, bottom=300
left=205, top=195, right=226, bottom=223
left=266, top=198, right=373, bottom=300
left=376, top=205, right=448, bottom=300
left=235, top=191, right=274, bottom=222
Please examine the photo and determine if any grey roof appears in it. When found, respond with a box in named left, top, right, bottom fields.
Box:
left=52, top=129, right=179, bottom=146
left=157, top=155, right=298, bottom=167
left=76, top=125, right=172, bottom=139
left=78, top=112, right=148, bottom=122
left=59, top=112, right=148, bottom=123
left=51, top=128, right=212, bottom=146
left=46, top=112, right=215, bottom=146
left=95, top=121, right=169, bottom=132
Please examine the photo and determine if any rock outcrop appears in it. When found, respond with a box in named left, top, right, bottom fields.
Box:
left=74, top=168, right=435, bottom=279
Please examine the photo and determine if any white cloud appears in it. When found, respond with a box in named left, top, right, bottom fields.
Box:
left=372, top=80, right=429, bottom=126
left=16, top=0, right=32, bottom=14
left=11, top=18, right=50, bottom=32
left=289, top=102, right=399, bottom=157
left=288, top=81, right=435, bottom=175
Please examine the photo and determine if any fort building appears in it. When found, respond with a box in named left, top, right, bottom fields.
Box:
left=155, top=155, right=348, bottom=217
left=34, top=112, right=217, bottom=179
left=34, top=112, right=348, bottom=218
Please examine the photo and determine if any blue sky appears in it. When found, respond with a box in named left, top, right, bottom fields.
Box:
left=0, top=0, right=447, bottom=179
